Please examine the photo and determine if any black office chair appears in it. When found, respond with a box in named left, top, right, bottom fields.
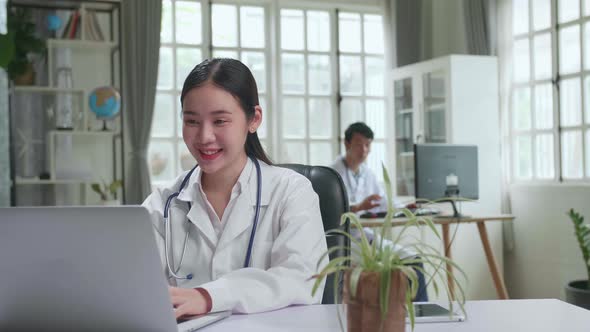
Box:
left=279, top=164, right=350, bottom=304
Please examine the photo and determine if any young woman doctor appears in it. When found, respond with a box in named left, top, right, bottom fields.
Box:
left=142, top=58, right=328, bottom=319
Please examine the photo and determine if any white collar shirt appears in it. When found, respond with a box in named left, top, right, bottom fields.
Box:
left=194, top=159, right=253, bottom=238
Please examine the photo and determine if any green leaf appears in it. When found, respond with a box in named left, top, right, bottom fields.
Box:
left=421, top=215, right=441, bottom=239
left=0, top=31, right=15, bottom=68
left=406, top=290, right=415, bottom=331
left=6, top=57, right=28, bottom=77
left=90, top=183, right=101, bottom=193
left=2, top=7, right=46, bottom=80
left=325, top=229, right=362, bottom=250
left=109, top=180, right=123, bottom=196
left=349, top=266, right=364, bottom=299
left=381, top=162, right=393, bottom=210
left=379, top=270, right=392, bottom=320
left=315, top=244, right=349, bottom=271
left=567, top=209, right=590, bottom=281
left=311, top=265, right=348, bottom=296
left=90, top=183, right=106, bottom=201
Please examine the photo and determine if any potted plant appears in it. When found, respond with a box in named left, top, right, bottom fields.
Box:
left=312, top=164, right=466, bottom=332
left=564, top=209, right=590, bottom=310
left=0, top=7, right=45, bottom=85
left=91, top=179, right=123, bottom=206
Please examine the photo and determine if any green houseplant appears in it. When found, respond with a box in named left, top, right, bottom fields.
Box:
left=0, top=7, right=45, bottom=84
left=91, top=179, right=123, bottom=205
left=564, top=209, right=590, bottom=310
left=312, top=164, right=466, bottom=332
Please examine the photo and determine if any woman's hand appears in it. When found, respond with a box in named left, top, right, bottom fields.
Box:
left=169, top=286, right=208, bottom=319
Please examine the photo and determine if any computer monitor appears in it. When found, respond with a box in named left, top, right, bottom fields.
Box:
left=414, top=144, right=478, bottom=216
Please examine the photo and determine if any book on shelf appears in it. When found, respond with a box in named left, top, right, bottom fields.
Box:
left=59, top=9, right=105, bottom=41
left=61, top=10, right=81, bottom=39
left=84, top=10, right=105, bottom=41
left=60, top=11, right=72, bottom=38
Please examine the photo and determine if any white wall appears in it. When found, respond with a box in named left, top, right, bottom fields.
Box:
left=505, top=185, right=590, bottom=299
left=0, top=69, right=9, bottom=207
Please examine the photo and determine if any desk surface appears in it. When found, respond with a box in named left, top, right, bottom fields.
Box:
left=359, top=214, right=515, bottom=228
left=200, top=299, right=590, bottom=332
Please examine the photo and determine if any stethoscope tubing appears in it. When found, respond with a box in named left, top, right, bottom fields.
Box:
left=243, top=156, right=262, bottom=268
left=163, top=156, right=262, bottom=281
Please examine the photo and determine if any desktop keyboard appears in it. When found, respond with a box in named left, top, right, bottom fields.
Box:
left=360, top=208, right=440, bottom=219
left=395, top=208, right=439, bottom=218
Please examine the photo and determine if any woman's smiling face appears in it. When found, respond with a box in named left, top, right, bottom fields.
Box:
left=182, top=82, right=259, bottom=176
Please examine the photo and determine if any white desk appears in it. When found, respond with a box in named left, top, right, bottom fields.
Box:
left=200, top=299, right=590, bottom=332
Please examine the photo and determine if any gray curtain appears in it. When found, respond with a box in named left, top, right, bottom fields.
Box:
left=121, top=0, right=161, bottom=204
left=463, top=0, right=497, bottom=55
left=394, top=0, right=425, bottom=67
left=0, top=69, right=9, bottom=206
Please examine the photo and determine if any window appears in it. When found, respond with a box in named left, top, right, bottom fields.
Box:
left=210, top=3, right=270, bottom=149
left=510, top=0, right=590, bottom=181
left=337, top=12, right=387, bottom=181
left=150, top=1, right=388, bottom=185
left=279, top=9, right=334, bottom=166
left=150, top=0, right=206, bottom=184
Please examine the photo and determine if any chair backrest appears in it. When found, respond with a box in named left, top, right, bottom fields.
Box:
left=279, top=164, right=350, bottom=304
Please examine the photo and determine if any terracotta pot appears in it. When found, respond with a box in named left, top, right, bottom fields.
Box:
left=13, top=62, right=35, bottom=86
left=343, top=270, right=407, bottom=332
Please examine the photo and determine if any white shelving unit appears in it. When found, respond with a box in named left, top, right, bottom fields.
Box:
left=9, top=0, right=122, bottom=206
left=391, top=55, right=501, bottom=202
left=47, top=38, right=118, bottom=50
left=15, top=177, right=92, bottom=185
left=12, top=86, right=85, bottom=94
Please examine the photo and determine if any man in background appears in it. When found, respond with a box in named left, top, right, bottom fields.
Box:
left=331, top=122, right=387, bottom=213
left=330, top=122, right=428, bottom=301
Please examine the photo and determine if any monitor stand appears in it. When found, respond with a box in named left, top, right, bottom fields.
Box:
left=437, top=198, right=469, bottom=218
left=439, top=186, right=469, bottom=218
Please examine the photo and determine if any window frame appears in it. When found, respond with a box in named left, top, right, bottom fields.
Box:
left=209, top=0, right=273, bottom=150
left=150, top=0, right=209, bottom=186
left=509, top=0, right=590, bottom=183
left=275, top=6, right=339, bottom=165
left=151, top=0, right=390, bottom=187
left=335, top=10, right=388, bottom=181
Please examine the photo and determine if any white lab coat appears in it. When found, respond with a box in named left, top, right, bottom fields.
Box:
left=142, top=158, right=328, bottom=314
left=330, top=156, right=386, bottom=213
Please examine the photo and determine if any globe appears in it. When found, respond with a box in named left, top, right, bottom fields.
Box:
left=89, top=86, right=121, bottom=120
left=46, top=15, right=62, bottom=31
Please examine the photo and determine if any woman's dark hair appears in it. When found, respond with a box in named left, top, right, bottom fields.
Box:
left=180, top=58, right=272, bottom=165
left=344, top=122, right=374, bottom=143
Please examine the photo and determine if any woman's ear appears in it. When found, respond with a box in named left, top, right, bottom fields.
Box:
left=249, top=105, right=263, bottom=133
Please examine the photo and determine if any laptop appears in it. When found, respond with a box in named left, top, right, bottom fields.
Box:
left=0, top=206, right=230, bottom=331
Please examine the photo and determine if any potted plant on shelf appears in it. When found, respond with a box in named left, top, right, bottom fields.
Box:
left=564, top=209, right=590, bottom=310
left=0, top=7, right=45, bottom=85
left=312, top=164, right=466, bottom=332
left=91, top=179, right=123, bottom=206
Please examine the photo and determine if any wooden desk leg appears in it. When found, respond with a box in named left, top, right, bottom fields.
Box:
left=442, top=224, right=455, bottom=301
left=476, top=221, right=509, bottom=299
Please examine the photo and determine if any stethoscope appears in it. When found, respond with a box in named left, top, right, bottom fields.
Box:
left=163, top=155, right=262, bottom=281
left=344, top=159, right=363, bottom=202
